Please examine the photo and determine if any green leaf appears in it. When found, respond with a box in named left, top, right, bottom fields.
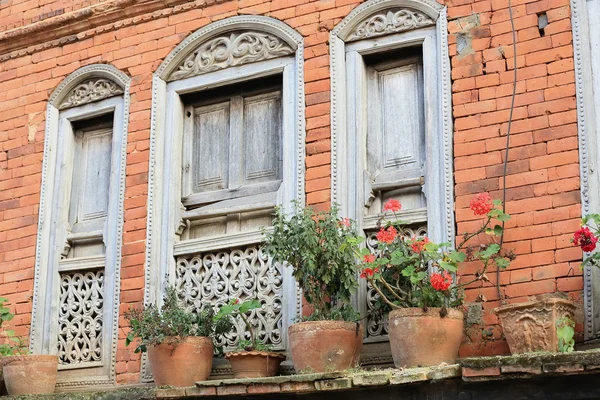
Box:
left=493, top=225, right=503, bottom=235
left=448, top=251, right=466, bottom=263
left=410, top=271, right=427, bottom=283
left=495, top=257, right=510, bottom=269
left=496, top=213, right=511, bottom=222
left=440, top=261, right=458, bottom=272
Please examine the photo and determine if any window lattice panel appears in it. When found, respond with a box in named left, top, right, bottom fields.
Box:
left=175, top=245, right=283, bottom=349
left=364, top=226, right=427, bottom=338
left=57, top=270, right=104, bottom=365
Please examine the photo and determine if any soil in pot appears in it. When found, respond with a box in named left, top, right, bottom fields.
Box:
left=288, top=320, right=362, bottom=373
left=147, top=336, right=214, bottom=386
left=2, top=355, right=58, bottom=395
left=494, top=297, right=576, bottom=354
left=388, top=308, right=464, bottom=368
left=225, top=351, right=285, bottom=379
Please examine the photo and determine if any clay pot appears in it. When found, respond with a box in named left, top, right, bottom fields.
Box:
left=225, top=351, right=285, bottom=378
left=2, top=355, right=58, bottom=395
left=288, top=321, right=362, bottom=373
left=494, top=298, right=576, bottom=354
left=148, top=336, right=214, bottom=386
left=388, top=308, right=464, bottom=368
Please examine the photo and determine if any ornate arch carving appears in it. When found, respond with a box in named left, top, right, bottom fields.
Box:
left=49, top=63, right=129, bottom=109
left=331, top=0, right=444, bottom=42
left=155, top=15, right=302, bottom=81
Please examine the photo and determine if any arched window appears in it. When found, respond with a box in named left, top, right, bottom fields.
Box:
left=31, top=64, right=130, bottom=386
left=144, top=16, right=305, bottom=379
left=330, top=0, right=454, bottom=365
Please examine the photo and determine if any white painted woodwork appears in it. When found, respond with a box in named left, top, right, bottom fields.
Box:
left=573, top=0, right=600, bottom=339
left=145, top=17, right=306, bottom=380
left=32, top=64, right=130, bottom=388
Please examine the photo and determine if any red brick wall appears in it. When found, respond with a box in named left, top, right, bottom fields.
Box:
left=448, top=0, right=581, bottom=355
left=0, top=0, right=583, bottom=383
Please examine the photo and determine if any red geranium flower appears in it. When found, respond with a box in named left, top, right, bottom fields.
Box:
left=410, top=237, right=430, bottom=253
left=430, top=271, right=452, bottom=291
left=340, top=218, right=351, bottom=227
left=363, top=254, right=376, bottom=263
left=470, top=192, right=493, bottom=216
left=383, top=199, right=402, bottom=212
left=376, top=226, right=398, bottom=244
left=573, top=226, right=599, bottom=252
left=360, top=267, right=379, bottom=279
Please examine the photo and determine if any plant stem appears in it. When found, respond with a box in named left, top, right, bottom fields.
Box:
left=238, top=313, right=256, bottom=349
left=456, top=217, right=492, bottom=251
left=370, top=279, right=402, bottom=309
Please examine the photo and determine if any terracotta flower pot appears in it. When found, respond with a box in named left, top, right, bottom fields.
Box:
left=225, top=350, right=285, bottom=379
left=148, top=336, right=214, bottom=386
left=388, top=308, right=464, bottom=368
left=494, top=298, right=576, bottom=354
left=288, top=321, right=362, bottom=373
left=2, top=355, right=58, bottom=395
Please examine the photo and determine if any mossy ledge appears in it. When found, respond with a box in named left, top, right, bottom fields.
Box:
left=460, top=348, right=600, bottom=370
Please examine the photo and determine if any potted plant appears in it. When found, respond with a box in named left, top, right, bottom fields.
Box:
left=359, top=194, right=514, bottom=367
left=0, top=298, right=58, bottom=395
left=214, top=298, right=285, bottom=378
left=125, top=286, right=234, bottom=386
left=263, top=202, right=363, bottom=373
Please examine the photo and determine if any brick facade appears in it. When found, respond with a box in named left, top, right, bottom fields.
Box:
left=0, top=0, right=582, bottom=384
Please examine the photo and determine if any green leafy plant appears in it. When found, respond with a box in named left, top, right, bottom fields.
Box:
left=556, top=317, right=575, bottom=353
left=0, top=297, right=28, bottom=356
left=125, top=286, right=234, bottom=353
left=262, top=201, right=362, bottom=322
left=358, top=194, right=514, bottom=314
left=214, top=298, right=268, bottom=351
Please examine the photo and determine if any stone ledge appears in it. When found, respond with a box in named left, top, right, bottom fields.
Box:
left=461, top=349, right=600, bottom=381
left=154, top=365, right=462, bottom=398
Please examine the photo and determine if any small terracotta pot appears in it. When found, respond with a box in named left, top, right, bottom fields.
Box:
left=494, top=298, right=576, bottom=354
left=388, top=308, right=464, bottom=368
left=147, top=336, right=214, bottom=386
left=288, top=321, right=362, bottom=373
left=225, top=351, right=285, bottom=378
left=2, top=354, right=58, bottom=395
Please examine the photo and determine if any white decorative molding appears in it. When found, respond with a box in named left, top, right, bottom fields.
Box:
left=331, top=0, right=442, bottom=42
left=58, top=78, right=124, bottom=110
left=31, top=64, right=130, bottom=386
left=572, top=0, right=600, bottom=339
left=144, top=16, right=305, bottom=382
left=168, top=31, right=294, bottom=81
left=347, top=8, right=435, bottom=42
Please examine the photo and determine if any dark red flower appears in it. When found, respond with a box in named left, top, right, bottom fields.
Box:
left=470, top=192, right=493, bottom=216
left=430, top=271, right=452, bottom=291
left=233, top=298, right=240, bottom=305
left=383, top=199, right=402, bottom=212
left=573, top=226, right=598, bottom=252
left=410, top=237, right=430, bottom=253
left=376, top=226, right=398, bottom=244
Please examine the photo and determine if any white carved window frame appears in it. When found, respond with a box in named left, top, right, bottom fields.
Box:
left=329, top=0, right=454, bottom=362
left=572, top=0, right=600, bottom=340
left=31, top=64, right=130, bottom=387
left=144, top=16, right=305, bottom=380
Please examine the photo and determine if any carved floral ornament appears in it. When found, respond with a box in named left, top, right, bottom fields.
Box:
left=347, top=8, right=436, bottom=42
left=167, top=31, right=295, bottom=82
left=58, top=78, right=124, bottom=110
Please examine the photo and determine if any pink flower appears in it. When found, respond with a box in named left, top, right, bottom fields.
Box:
left=573, top=226, right=598, bottom=252
left=383, top=199, right=402, bottom=212
left=470, top=193, right=493, bottom=216
left=410, top=237, right=430, bottom=253
left=430, top=271, right=452, bottom=291
left=376, top=226, right=398, bottom=244
left=340, top=218, right=351, bottom=227
left=363, top=254, right=376, bottom=263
